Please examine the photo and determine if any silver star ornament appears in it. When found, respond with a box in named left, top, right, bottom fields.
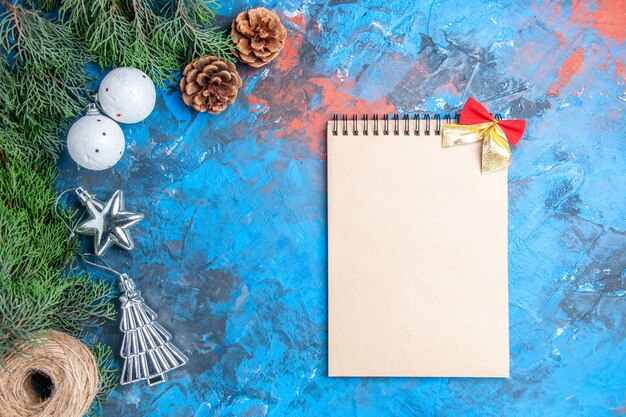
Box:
left=75, top=187, right=143, bottom=257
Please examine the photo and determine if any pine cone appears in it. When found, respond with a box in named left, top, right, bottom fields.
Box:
left=231, top=8, right=287, bottom=68
left=179, top=56, right=242, bottom=114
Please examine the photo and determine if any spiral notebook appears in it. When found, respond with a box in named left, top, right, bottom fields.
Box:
left=327, top=114, right=509, bottom=377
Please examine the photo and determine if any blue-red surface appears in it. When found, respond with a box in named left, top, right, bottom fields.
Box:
left=57, top=0, right=626, bottom=416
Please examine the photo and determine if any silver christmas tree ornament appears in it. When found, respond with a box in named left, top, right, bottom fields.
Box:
left=75, top=187, right=143, bottom=256
left=118, top=273, right=188, bottom=386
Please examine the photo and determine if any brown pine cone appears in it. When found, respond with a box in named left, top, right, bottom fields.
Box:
left=231, top=8, right=287, bottom=68
left=180, top=55, right=242, bottom=114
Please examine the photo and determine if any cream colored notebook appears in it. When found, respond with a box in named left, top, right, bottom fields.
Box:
left=327, top=115, right=509, bottom=377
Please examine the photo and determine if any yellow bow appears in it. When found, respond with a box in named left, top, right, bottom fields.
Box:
left=441, top=120, right=511, bottom=174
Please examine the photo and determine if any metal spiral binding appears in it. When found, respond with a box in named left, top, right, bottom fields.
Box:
left=333, top=111, right=501, bottom=136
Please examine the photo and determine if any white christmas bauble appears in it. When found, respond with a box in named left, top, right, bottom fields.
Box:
left=67, top=105, right=125, bottom=170
left=98, top=67, right=156, bottom=124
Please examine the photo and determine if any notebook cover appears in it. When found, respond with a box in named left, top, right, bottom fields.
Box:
left=327, top=119, right=509, bottom=377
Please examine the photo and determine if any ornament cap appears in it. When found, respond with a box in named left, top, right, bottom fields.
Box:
left=85, top=103, right=101, bottom=116
left=75, top=186, right=96, bottom=204
left=118, top=274, right=136, bottom=292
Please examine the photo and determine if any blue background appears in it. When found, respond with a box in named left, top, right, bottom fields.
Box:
left=57, top=0, right=625, bottom=416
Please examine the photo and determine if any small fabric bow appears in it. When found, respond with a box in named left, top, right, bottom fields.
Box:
left=441, top=98, right=526, bottom=174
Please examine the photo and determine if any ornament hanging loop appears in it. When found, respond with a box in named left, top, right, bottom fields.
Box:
left=80, top=253, right=123, bottom=278
left=54, top=187, right=84, bottom=242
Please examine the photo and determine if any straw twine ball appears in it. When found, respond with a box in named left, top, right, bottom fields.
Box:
left=0, top=331, right=99, bottom=417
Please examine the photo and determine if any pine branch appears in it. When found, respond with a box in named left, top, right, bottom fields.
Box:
left=37, top=0, right=63, bottom=12
left=157, top=0, right=235, bottom=62
left=0, top=65, right=68, bottom=161
left=0, top=4, right=92, bottom=127
left=0, top=2, right=237, bottom=414
left=1, top=4, right=88, bottom=71
left=0, top=118, right=63, bottom=171
left=86, top=343, right=118, bottom=417
left=0, top=154, right=116, bottom=360
left=60, top=0, right=234, bottom=86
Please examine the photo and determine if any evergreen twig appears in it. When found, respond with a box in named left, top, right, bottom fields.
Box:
left=157, top=0, right=235, bottom=63
left=0, top=3, right=92, bottom=122
left=60, top=0, right=235, bottom=86
left=0, top=155, right=116, bottom=359
left=0, top=1, right=235, bottom=413
left=87, top=343, right=118, bottom=416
